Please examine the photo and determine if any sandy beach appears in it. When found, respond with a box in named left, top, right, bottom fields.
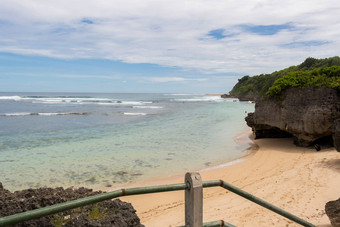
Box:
left=119, top=135, right=340, bottom=226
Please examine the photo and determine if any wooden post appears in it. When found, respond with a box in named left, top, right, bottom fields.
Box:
left=185, top=172, right=203, bottom=227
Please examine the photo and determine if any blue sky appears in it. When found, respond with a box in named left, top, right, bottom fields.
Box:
left=0, top=0, right=339, bottom=93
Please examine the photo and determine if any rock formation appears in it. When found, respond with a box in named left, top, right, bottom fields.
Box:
left=246, top=87, right=340, bottom=149
left=220, top=93, right=231, bottom=98
left=235, top=92, right=259, bottom=101
left=326, top=198, right=340, bottom=227
left=222, top=93, right=257, bottom=101
left=333, top=119, right=340, bottom=152
left=0, top=183, right=144, bottom=227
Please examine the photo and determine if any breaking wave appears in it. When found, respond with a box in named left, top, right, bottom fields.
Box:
left=0, top=112, right=88, bottom=117
left=0, top=95, right=152, bottom=106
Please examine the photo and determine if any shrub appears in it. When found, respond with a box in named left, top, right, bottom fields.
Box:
left=266, top=66, right=340, bottom=98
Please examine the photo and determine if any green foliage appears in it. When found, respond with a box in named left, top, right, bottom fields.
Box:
left=50, top=214, right=70, bottom=227
left=88, top=204, right=106, bottom=220
left=87, top=203, right=118, bottom=221
left=230, top=56, right=340, bottom=98
left=298, top=57, right=319, bottom=69
left=266, top=66, right=340, bottom=97
left=298, top=56, right=340, bottom=70
left=49, top=203, right=115, bottom=225
left=230, top=66, right=298, bottom=97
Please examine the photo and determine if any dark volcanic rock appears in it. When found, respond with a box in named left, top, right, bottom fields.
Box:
left=246, top=87, right=340, bottom=147
left=0, top=183, right=144, bottom=227
left=220, top=93, right=239, bottom=99
left=334, top=119, right=340, bottom=152
left=64, top=199, right=142, bottom=227
left=235, top=93, right=258, bottom=101
left=325, top=198, right=340, bottom=227
left=221, top=93, right=231, bottom=98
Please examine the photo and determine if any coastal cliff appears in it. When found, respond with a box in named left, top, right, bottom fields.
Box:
left=245, top=86, right=340, bottom=148
left=226, top=57, right=340, bottom=150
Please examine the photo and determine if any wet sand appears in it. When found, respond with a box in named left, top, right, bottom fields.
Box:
left=117, top=136, right=340, bottom=226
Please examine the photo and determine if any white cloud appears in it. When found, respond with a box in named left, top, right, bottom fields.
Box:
left=59, top=74, right=121, bottom=80
left=146, top=77, right=208, bottom=83
left=0, top=0, right=339, bottom=75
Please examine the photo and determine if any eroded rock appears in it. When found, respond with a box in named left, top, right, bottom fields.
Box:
left=246, top=87, right=340, bottom=147
left=326, top=198, right=340, bottom=227
left=333, top=119, right=340, bottom=152
left=0, top=183, right=144, bottom=227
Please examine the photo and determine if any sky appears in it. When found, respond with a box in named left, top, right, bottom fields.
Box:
left=0, top=0, right=339, bottom=93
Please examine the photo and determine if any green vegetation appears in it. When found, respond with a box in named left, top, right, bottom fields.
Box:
left=267, top=66, right=340, bottom=97
left=50, top=203, right=117, bottom=226
left=230, top=56, right=340, bottom=99
left=50, top=214, right=70, bottom=227
left=88, top=204, right=107, bottom=220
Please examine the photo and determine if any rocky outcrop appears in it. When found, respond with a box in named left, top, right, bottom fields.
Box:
left=246, top=87, right=340, bottom=148
left=226, top=92, right=259, bottom=101
left=221, top=93, right=232, bottom=98
left=333, top=119, right=340, bottom=152
left=0, top=183, right=144, bottom=227
left=221, top=93, right=257, bottom=101
left=236, top=92, right=259, bottom=101
left=326, top=198, right=340, bottom=227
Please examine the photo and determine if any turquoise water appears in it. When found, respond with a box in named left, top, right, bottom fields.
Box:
left=0, top=93, right=254, bottom=191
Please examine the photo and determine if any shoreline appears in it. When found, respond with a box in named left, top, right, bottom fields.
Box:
left=200, top=129, right=258, bottom=173
left=119, top=137, right=340, bottom=226
left=104, top=128, right=257, bottom=191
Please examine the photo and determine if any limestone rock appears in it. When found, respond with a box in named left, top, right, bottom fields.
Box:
left=326, top=198, right=340, bottom=227
left=333, top=119, right=340, bottom=152
left=246, top=87, right=340, bottom=147
left=0, top=183, right=144, bottom=227
left=221, top=94, right=231, bottom=98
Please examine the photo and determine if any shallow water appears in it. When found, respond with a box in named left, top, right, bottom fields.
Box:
left=0, top=93, right=254, bottom=191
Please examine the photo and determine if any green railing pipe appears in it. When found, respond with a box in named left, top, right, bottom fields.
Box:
left=202, top=180, right=221, bottom=188
left=203, top=179, right=315, bottom=226
left=219, top=180, right=316, bottom=227
left=0, top=178, right=316, bottom=227
left=0, top=183, right=187, bottom=226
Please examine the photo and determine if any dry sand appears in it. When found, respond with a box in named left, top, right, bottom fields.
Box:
left=118, top=135, right=340, bottom=226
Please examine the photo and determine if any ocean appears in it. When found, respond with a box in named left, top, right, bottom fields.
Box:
left=0, top=92, right=254, bottom=191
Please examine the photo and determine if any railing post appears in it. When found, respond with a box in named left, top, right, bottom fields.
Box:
left=185, top=172, right=203, bottom=227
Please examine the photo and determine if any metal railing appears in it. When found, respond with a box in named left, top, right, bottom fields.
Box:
left=0, top=172, right=316, bottom=227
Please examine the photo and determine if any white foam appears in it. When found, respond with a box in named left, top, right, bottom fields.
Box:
left=34, top=97, right=113, bottom=104
left=224, top=98, right=239, bottom=102
left=96, top=103, right=120, bottom=106
left=165, top=93, right=202, bottom=96
left=174, top=95, right=224, bottom=102
left=37, top=113, right=68, bottom=116
left=123, top=112, right=147, bottom=116
left=0, top=112, right=87, bottom=117
left=201, top=157, right=249, bottom=172
left=0, top=95, right=154, bottom=106
left=121, top=101, right=152, bottom=105
left=1, top=112, right=32, bottom=116
left=96, top=101, right=152, bottom=106
left=0, top=96, right=22, bottom=101
left=132, top=106, right=163, bottom=109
